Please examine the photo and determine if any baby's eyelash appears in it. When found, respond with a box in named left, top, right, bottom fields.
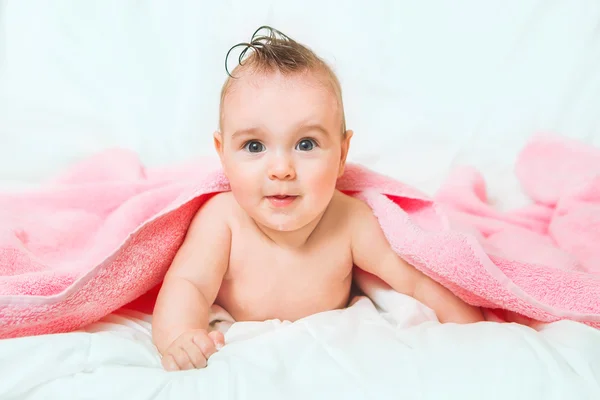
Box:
left=242, top=140, right=265, bottom=153
left=299, top=137, right=318, bottom=145
left=296, top=138, right=319, bottom=151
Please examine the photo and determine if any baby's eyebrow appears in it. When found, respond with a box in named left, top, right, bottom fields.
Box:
left=296, top=124, right=329, bottom=137
left=231, top=127, right=261, bottom=140
left=230, top=124, right=329, bottom=140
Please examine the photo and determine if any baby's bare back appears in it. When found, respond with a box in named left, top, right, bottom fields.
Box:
left=216, top=191, right=355, bottom=322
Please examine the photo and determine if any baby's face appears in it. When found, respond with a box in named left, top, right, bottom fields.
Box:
left=215, top=70, right=351, bottom=232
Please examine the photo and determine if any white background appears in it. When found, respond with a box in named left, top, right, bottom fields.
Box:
left=1, top=0, right=599, bottom=207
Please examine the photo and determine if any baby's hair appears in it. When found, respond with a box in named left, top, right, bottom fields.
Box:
left=224, top=26, right=321, bottom=78
left=219, top=26, right=346, bottom=133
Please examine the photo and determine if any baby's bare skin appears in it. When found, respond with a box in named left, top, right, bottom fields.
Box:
left=217, top=190, right=353, bottom=323
left=153, top=186, right=484, bottom=371
left=152, top=190, right=356, bottom=371
left=152, top=61, right=484, bottom=372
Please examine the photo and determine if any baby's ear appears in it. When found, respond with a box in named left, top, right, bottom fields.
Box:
left=213, top=131, right=224, bottom=157
left=338, top=129, right=353, bottom=177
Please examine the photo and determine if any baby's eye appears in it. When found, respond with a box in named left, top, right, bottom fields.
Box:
left=296, top=139, right=316, bottom=151
left=244, top=141, right=265, bottom=153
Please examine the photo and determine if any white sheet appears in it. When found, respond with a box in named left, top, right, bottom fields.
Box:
left=1, top=275, right=599, bottom=399
left=1, top=1, right=600, bottom=399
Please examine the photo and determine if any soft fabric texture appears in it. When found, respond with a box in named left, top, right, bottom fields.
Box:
left=0, top=134, right=599, bottom=339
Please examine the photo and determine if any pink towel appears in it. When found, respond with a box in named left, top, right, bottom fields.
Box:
left=0, top=134, right=599, bottom=339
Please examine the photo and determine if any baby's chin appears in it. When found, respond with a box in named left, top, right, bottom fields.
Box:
left=260, top=216, right=306, bottom=232
left=254, top=210, right=317, bottom=233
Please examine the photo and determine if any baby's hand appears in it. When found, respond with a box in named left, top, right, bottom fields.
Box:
left=161, top=329, right=225, bottom=371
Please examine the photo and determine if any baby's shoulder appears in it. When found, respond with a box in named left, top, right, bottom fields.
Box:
left=188, top=191, right=236, bottom=230
left=205, top=190, right=235, bottom=208
left=333, top=190, right=372, bottom=215
left=332, top=191, right=387, bottom=251
left=330, top=190, right=374, bottom=227
left=197, top=191, right=235, bottom=215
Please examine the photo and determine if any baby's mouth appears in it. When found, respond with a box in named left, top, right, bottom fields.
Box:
left=266, top=195, right=298, bottom=207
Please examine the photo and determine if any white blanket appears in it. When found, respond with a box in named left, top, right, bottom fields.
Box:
left=1, top=274, right=599, bottom=399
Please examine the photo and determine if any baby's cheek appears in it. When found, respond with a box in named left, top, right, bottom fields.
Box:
left=228, top=171, right=260, bottom=207
left=228, top=164, right=258, bottom=190
left=307, top=171, right=338, bottom=201
left=231, top=180, right=257, bottom=203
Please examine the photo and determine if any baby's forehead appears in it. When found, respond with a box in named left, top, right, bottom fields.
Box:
left=226, top=69, right=337, bottom=101
left=220, top=68, right=343, bottom=133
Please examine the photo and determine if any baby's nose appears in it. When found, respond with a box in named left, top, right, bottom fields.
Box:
left=268, top=156, right=296, bottom=181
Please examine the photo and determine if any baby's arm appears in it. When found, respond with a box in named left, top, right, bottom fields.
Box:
left=152, top=194, right=231, bottom=368
left=350, top=199, right=484, bottom=324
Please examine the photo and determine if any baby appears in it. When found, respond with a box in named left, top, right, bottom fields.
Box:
left=152, top=26, right=484, bottom=371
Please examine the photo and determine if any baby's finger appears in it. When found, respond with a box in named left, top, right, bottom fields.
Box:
left=170, top=345, right=195, bottom=371
left=192, top=333, right=217, bottom=360
left=181, top=339, right=207, bottom=369
left=161, top=354, right=179, bottom=371
left=208, top=330, right=225, bottom=350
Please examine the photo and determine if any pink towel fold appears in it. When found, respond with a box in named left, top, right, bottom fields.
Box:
left=1, top=134, right=599, bottom=339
